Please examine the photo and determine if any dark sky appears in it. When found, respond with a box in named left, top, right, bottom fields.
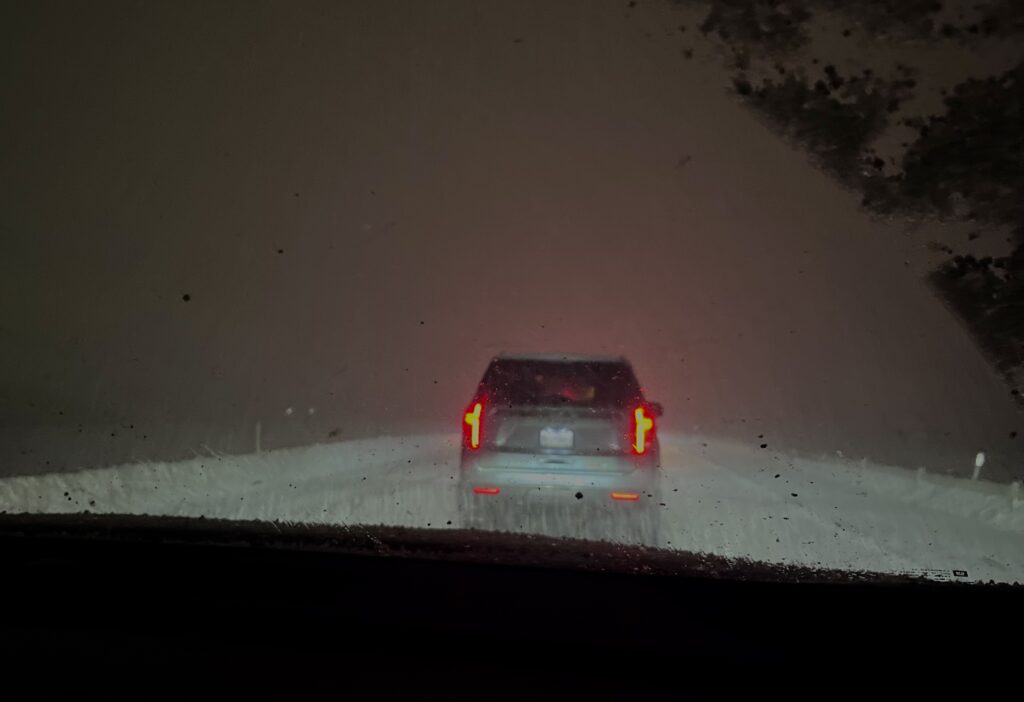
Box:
left=2, top=0, right=1021, bottom=478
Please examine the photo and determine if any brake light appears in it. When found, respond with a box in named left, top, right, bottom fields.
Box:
left=463, top=401, right=483, bottom=449
left=632, top=405, right=653, bottom=455
left=473, top=486, right=500, bottom=495
left=611, top=491, right=640, bottom=501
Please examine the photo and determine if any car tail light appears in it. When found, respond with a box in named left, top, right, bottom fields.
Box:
left=473, top=486, right=500, bottom=495
left=632, top=405, right=654, bottom=455
left=611, top=491, right=640, bottom=501
left=463, top=401, right=483, bottom=450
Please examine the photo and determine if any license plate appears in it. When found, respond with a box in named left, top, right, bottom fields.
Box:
left=539, top=427, right=574, bottom=449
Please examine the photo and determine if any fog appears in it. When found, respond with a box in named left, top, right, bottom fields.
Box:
left=3, top=0, right=1021, bottom=481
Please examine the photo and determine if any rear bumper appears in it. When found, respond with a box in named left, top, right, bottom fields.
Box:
left=459, top=449, right=660, bottom=503
left=458, top=449, right=662, bottom=543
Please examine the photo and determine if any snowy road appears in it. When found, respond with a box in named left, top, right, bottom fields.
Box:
left=2, top=433, right=1021, bottom=584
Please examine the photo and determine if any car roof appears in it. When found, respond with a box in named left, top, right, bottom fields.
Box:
left=493, top=353, right=629, bottom=364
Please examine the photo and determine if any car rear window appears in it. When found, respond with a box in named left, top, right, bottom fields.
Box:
left=480, top=360, right=641, bottom=409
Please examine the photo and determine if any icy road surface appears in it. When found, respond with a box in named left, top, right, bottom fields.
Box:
left=1, top=433, right=1021, bottom=584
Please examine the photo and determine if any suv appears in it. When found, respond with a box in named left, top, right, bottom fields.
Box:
left=458, top=354, right=662, bottom=542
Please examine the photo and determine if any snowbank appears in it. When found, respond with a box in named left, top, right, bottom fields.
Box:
left=0, top=432, right=1020, bottom=584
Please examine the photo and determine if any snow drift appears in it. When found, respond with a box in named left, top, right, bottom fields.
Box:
left=1, top=432, right=1020, bottom=585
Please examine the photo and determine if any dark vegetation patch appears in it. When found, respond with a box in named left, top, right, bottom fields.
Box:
left=817, top=0, right=944, bottom=40
left=897, top=66, right=1024, bottom=226
left=906, top=67, right=1024, bottom=383
left=686, top=0, right=1023, bottom=44
left=735, top=67, right=914, bottom=187
left=697, top=0, right=813, bottom=53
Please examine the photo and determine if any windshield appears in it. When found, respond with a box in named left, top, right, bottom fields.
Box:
left=2, top=0, right=1023, bottom=585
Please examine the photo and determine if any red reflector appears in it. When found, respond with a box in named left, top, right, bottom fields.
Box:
left=611, top=492, right=640, bottom=501
left=473, top=486, right=500, bottom=495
